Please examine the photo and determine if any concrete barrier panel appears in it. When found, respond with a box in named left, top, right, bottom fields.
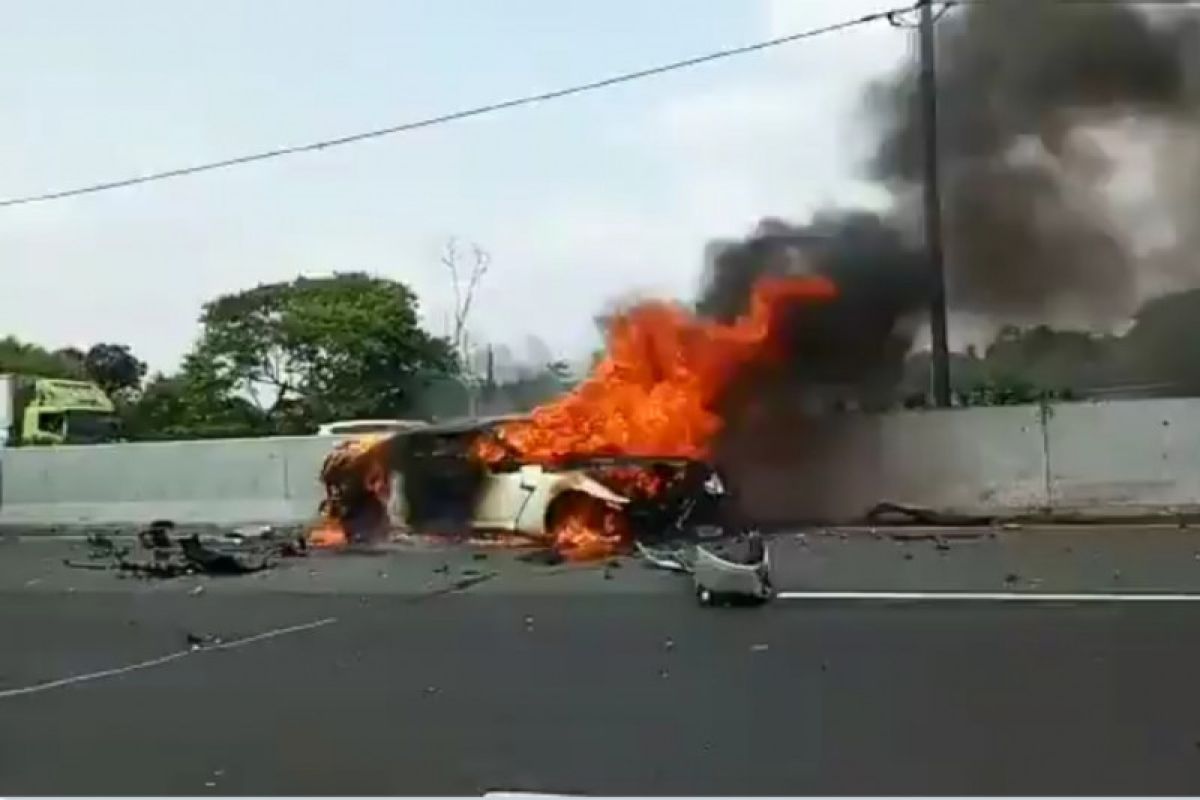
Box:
left=722, top=405, right=1047, bottom=524
left=282, top=435, right=344, bottom=510
left=1046, top=398, right=1200, bottom=514
left=876, top=406, right=1048, bottom=515
left=0, top=437, right=332, bottom=527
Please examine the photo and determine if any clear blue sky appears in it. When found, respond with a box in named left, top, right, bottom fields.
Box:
left=0, top=0, right=906, bottom=373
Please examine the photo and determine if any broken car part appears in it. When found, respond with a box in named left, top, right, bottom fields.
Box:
left=692, top=532, right=774, bottom=606
left=65, top=522, right=308, bottom=579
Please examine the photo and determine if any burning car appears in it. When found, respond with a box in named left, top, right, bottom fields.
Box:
left=315, top=415, right=744, bottom=559
left=313, top=271, right=839, bottom=563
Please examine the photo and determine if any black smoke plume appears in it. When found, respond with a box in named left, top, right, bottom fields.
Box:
left=701, top=0, right=1200, bottom=407
left=700, top=213, right=927, bottom=408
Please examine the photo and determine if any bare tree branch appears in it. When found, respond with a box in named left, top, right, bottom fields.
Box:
left=441, top=237, right=491, bottom=374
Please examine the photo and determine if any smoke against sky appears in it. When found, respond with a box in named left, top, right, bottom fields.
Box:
left=873, top=0, right=1200, bottom=325
left=698, top=0, right=1200, bottom=403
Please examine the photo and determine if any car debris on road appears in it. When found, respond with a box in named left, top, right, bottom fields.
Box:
left=637, top=529, right=775, bottom=607
left=63, top=521, right=309, bottom=579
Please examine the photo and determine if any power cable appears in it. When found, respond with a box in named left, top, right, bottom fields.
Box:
left=0, top=2, right=921, bottom=209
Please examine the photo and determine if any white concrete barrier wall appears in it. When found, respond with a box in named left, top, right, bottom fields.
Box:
left=1, top=399, right=1198, bottom=529
left=1045, top=398, right=1200, bottom=515
left=727, top=405, right=1049, bottom=524
left=0, top=436, right=344, bottom=528
left=876, top=406, right=1049, bottom=515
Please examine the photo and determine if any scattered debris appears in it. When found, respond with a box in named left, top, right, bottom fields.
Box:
left=472, top=552, right=489, bottom=561
left=423, top=685, right=439, bottom=695
left=446, top=572, right=497, bottom=593
left=186, top=632, right=222, bottom=650
left=86, top=532, right=128, bottom=560
left=902, top=552, right=915, bottom=561
left=1001, top=522, right=1022, bottom=531
left=190, top=585, right=206, bottom=596
left=517, top=549, right=565, bottom=567
left=61, top=559, right=111, bottom=570
left=750, top=643, right=770, bottom=652
left=65, top=523, right=309, bottom=580
left=1004, top=573, right=1020, bottom=585
left=934, top=538, right=952, bottom=552
left=663, top=638, right=675, bottom=651
left=866, top=501, right=994, bottom=526
left=658, top=668, right=670, bottom=679
left=635, top=540, right=693, bottom=573
left=139, top=520, right=175, bottom=549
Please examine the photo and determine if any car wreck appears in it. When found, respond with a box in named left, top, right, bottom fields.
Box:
left=314, top=415, right=750, bottom=560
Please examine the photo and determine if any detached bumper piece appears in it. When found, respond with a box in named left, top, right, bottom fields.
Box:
left=636, top=530, right=774, bottom=606
left=692, top=531, right=774, bottom=607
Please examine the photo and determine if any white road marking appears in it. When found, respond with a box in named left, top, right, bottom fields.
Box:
left=776, top=591, right=1200, bottom=602
left=0, top=616, right=337, bottom=701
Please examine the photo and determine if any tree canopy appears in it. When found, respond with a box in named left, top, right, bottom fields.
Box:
left=84, top=343, right=147, bottom=396
left=183, top=273, right=456, bottom=433
left=0, top=337, right=85, bottom=379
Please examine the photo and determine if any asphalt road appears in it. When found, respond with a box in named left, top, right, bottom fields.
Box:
left=4, top=531, right=1200, bottom=794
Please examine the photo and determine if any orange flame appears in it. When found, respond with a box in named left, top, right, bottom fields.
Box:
left=308, top=433, right=393, bottom=548
left=477, top=273, right=837, bottom=560
left=476, top=274, right=837, bottom=465
left=547, top=492, right=630, bottom=561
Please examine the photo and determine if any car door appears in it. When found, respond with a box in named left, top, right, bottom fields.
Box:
left=472, top=465, right=540, bottom=531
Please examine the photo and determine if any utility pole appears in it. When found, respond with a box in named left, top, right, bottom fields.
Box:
left=919, top=0, right=951, bottom=407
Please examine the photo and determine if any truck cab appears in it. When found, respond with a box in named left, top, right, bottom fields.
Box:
left=1, top=375, right=119, bottom=446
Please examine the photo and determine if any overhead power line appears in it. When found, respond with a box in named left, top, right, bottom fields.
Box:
left=0, top=2, right=923, bottom=209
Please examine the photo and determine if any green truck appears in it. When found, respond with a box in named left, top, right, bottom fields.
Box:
left=0, top=373, right=120, bottom=446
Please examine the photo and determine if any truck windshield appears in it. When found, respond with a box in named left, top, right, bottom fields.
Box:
left=64, top=411, right=119, bottom=444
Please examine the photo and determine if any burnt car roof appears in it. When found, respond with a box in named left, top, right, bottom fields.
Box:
left=557, top=455, right=715, bottom=469
left=401, top=414, right=530, bottom=437
left=399, top=416, right=718, bottom=471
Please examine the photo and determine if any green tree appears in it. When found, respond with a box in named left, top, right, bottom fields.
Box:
left=0, top=337, right=85, bottom=378
left=185, top=273, right=456, bottom=432
left=121, top=364, right=269, bottom=441
left=84, top=343, right=147, bottom=397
